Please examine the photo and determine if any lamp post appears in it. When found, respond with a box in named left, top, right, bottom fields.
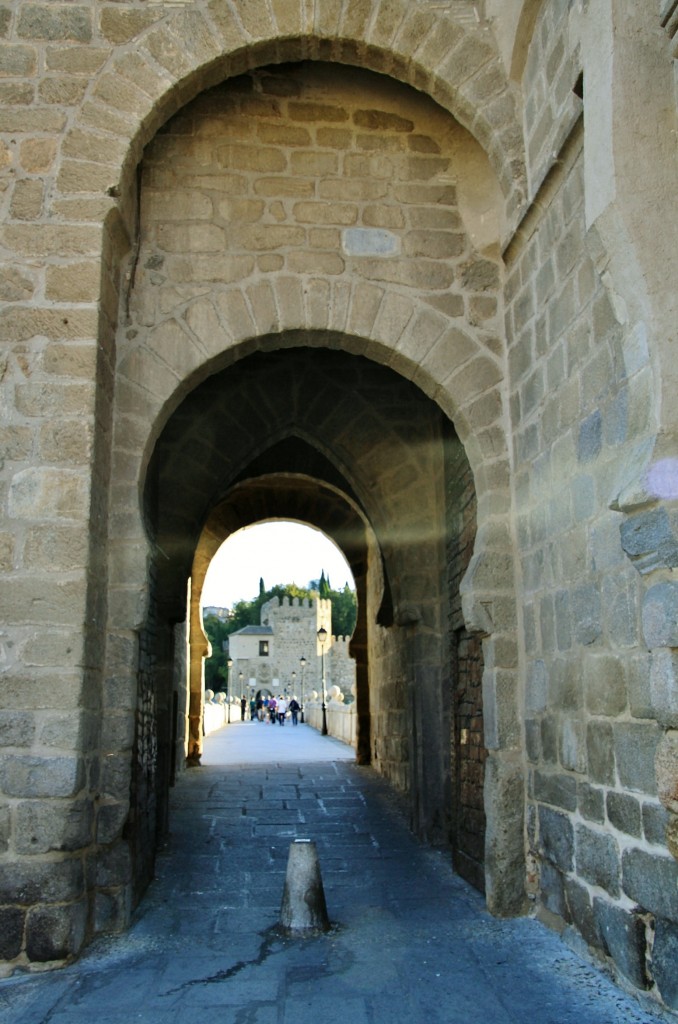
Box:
left=317, top=626, right=328, bottom=735
left=300, top=656, right=306, bottom=723
left=291, top=670, right=296, bottom=700
left=239, top=672, right=243, bottom=719
left=227, top=657, right=233, bottom=723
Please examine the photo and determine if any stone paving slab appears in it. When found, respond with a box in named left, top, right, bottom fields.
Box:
left=0, top=723, right=672, bottom=1023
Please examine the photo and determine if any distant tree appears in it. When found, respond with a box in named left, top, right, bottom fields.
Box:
left=318, top=570, right=331, bottom=598
left=330, top=583, right=357, bottom=637
left=202, top=613, right=232, bottom=692
left=309, top=576, right=357, bottom=636
left=226, top=581, right=313, bottom=635
left=204, top=578, right=357, bottom=689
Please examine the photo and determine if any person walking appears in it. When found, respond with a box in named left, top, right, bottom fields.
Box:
left=277, top=696, right=288, bottom=725
left=268, top=695, right=277, bottom=724
left=240, top=696, right=247, bottom=721
left=288, top=697, right=300, bottom=726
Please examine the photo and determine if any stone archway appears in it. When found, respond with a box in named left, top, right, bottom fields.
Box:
left=0, top=4, right=531, bottom=968
left=138, top=341, right=488, bottom=896
left=96, top=54, right=524, bottom=932
left=190, top=474, right=373, bottom=767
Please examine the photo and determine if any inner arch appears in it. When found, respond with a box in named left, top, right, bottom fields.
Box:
left=136, top=343, right=485, bottom=902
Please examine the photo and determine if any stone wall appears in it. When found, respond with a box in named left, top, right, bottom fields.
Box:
left=506, top=114, right=674, bottom=995
left=446, top=428, right=486, bottom=890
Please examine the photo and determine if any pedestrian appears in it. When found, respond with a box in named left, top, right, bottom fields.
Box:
left=240, top=696, right=247, bottom=721
left=249, top=697, right=257, bottom=721
left=288, top=697, right=300, bottom=726
left=268, top=696, right=277, bottom=724
left=256, top=697, right=264, bottom=722
left=277, top=695, right=288, bottom=725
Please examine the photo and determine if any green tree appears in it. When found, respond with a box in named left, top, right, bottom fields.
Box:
left=204, top=577, right=357, bottom=689
left=309, top=576, right=357, bottom=637
left=329, top=583, right=357, bottom=637
left=202, top=613, right=232, bottom=692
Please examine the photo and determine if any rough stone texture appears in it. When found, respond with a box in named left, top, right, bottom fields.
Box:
left=622, top=848, right=678, bottom=923
left=655, top=730, right=678, bottom=813
left=652, top=917, right=678, bottom=1010
left=25, top=901, right=88, bottom=963
left=643, top=582, right=678, bottom=648
left=575, top=824, right=620, bottom=897
left=593, top=899, right=649, bottom=990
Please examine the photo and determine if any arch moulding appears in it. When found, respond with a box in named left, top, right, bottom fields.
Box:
left=87, top=0, right=527, bottom=920
left=56, top=0, right=527, bottom=234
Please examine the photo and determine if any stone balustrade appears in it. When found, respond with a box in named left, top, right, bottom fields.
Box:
left=202, top=688, right=357, bottom=749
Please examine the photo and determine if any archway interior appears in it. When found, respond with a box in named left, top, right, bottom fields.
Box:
left=200, top=518, right=359, bottom=737
left=127, top=56, right=496, bottom=906
left=137, top=343, right=484, bottom=899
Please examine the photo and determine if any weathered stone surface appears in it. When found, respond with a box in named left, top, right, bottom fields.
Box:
left=653, top=917, right=678, bottom=1009
left=650, top=649, right=678, bottom=727
left=622, top=848, right=678, bottom=922
left=575, top=823, right=620, bottom=896
left=607, top=783, right=642, bottom=839
left=18, top=4, right=92, bottom=41
left=621, top=509, right=678, bottom=574
left=8, top=467, right=90, bottom=520
left=593, top=900, right=649, bottom=989
left=0, top=711, right=35, bottom=748
left=0, top=858, right=84, bottom=905
left=564, top=877, right=599, bottom=948
left=533, top=769, right=577, bottom=812
left=96, top=802, right=129, bottom=845
left=0, top=906, right=24, bottom=960
left=655, top=730, right=678, bottom=813
left=571, top=584, right=602, bottom=647
left=577, top=781, right=605, bottom=823
left=0, top=755, right=85, bottom=799
left=614, top=722, right=661, bottom=795
left=483, top=754, right=526, bottom=917
left=25, top=901, right=87, bottom=962
left=538, top=805, right=573, bottom=871
left=643, top=582, right=678, bottom=648
left=586, top=719, right=615, bottom=785
left=14, top=799, right=93, bottom=854
left=642, top=800, right=669, bottom=846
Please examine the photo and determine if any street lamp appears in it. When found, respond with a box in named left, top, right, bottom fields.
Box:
left=291, top=670, right=296, bottom=700
left=227, top=657, right=233, bottom=723
left=317, top=626, right=328, bottom=735
left=300, top=656, right=306, bottom=723
left=239, top=672, right=243, bottom=719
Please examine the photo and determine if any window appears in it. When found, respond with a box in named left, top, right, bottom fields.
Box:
left=259, top=641, right=269, bottom=657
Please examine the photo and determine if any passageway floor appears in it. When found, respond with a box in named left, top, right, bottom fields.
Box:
left=0, top=723, right=671, bottom=1023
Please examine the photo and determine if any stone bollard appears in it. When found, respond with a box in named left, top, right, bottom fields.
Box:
left=280, top=839, right=331, bottom=934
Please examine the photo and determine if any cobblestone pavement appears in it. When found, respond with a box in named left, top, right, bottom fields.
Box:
left=0, top=723, right=671, bottom=1023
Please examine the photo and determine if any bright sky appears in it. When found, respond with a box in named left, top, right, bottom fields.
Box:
left=201, top=521, right=354, bottom=608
